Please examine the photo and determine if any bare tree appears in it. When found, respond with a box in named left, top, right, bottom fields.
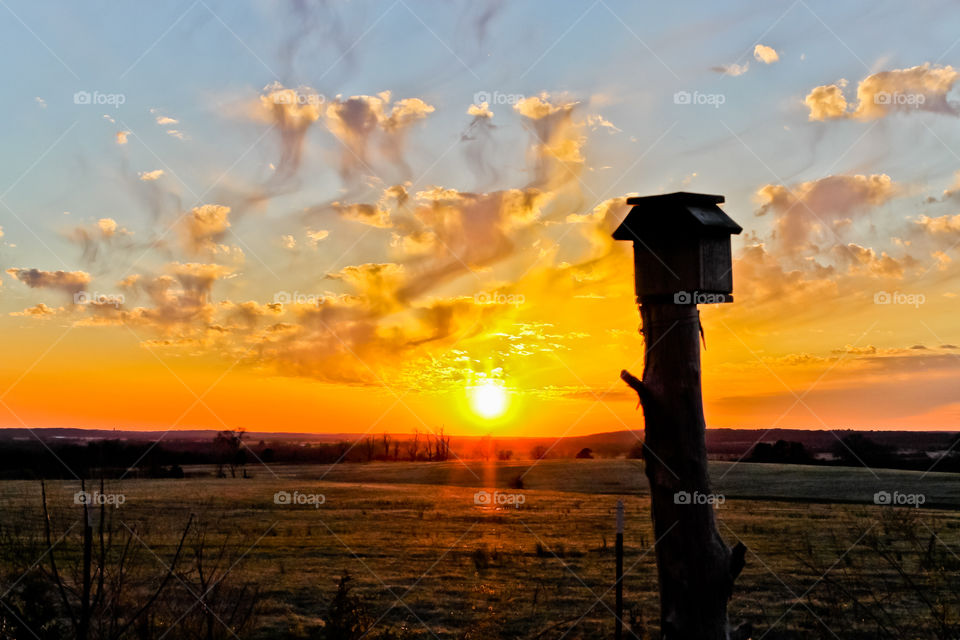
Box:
left=405, top=431, right=420, bottom=461
left=432, top=427, right=451, bottom=462
left=213, top=429, right=247, bottom=478
left=362, top=437, right=376, bottom=462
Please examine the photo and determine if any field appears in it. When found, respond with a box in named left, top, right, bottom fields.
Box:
left=1, top=460, right=959, bottom=639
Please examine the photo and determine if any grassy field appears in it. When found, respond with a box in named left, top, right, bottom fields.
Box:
left=1, top=460, right=958, bottom=639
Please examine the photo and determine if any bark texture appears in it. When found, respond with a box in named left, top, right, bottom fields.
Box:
left=622, top=302, right=749, bottom=640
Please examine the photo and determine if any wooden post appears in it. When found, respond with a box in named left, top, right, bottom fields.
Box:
left=615, top=499, right=624, bottom=640
left=621, top=305, right=748, bottom=639
left=612, top=192, right=749, bottom=639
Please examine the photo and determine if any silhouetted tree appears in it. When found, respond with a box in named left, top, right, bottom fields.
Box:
left=833, top=433, right=892, bottom=467
left=362, top=437, right=376, bottom=462
left=405, top=431, right=420, bottom=461
left=748, top=440, right=812, bottom=465
left=213, top=429, right=246, bottom=478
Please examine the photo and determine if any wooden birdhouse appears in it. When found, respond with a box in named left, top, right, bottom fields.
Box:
left=612, top=192, right=742, bottom=304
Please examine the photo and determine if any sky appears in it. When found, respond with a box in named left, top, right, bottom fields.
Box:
left=1, top=0, right=959, bottom=437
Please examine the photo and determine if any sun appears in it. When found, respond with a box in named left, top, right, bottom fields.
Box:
left=468, top=379, right=509, bottom=420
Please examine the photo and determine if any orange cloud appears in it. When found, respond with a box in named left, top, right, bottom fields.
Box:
left=753, top=44, right=779, bottom=64
left=755, top=174, right=896, bottom=254
left=805, top=64, right=958, bottom=120
left=6, top=268, right=91, bottom=296
left=183, top=204, right=232, bottom=254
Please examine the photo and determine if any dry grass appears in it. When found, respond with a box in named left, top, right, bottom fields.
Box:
left=0, top=460, right=958, bottom=638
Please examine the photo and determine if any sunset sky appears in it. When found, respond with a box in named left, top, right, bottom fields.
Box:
left=1, top=1, right=959, bottom=437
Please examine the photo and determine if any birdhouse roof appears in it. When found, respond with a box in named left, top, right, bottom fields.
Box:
left=612, top=192, right=742, bottom=241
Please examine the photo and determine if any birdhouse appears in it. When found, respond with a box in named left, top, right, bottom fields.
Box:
left=612, top=192, right=742, bottom=304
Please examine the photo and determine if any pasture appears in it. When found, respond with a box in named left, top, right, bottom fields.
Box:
left=1, top=460, right=958, bottom=638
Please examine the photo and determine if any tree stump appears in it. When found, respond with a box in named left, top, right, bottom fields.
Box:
left=622, top=301, right=749, bottom=640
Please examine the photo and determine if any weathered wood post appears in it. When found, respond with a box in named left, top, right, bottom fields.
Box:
left=612, top=192, right=750, bottom=639
left=615, top=499, right=624, bottom=640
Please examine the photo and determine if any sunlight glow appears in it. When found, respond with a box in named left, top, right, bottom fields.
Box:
left=468, top=379, right=509, bottom=420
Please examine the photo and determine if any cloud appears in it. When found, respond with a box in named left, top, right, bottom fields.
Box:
left=6, top=268, right=91, bottom=296
left=755, top=174, right=897, bottom=254
left=324, top=91, right=435, bottom=181
left=150, top=108, right=179, bottom=125
left=306, top=229, right=329, bottom=247
left=804, top=83, right=848, bottom=120
left=326, top=262, right=406, bottom=313
left=34, top=97, right=47, bottom=109
left=467, top=102, right=493, bottom=119
left=832, top=243, right=915, bottom=278
left=170, top=262, right=234, bottom=292
left=138, top=169, right=164, bottom=181
left=97, top=218, right=117, bottom=237
left=805, top=64, right=958, bottom=120
left=35, top=90, right=629, bottom=390
left=731, top=243, right=839, bottom=310
left=67, top=218, right=134, bottom=264
left=166, top=130, right=188, bottom=140
left=334, top=202, right=392, bottom=228
left=915, top=213, right=960, bottom=236
left=462, top=103, right=498, bottom=186
left=513, top=94, right=585, bottom=188
left=182, top=204, right=232, bottom=254
left=103, top=262, right=235, bottom=334
left=753, top=44, right=779, bottom=64
left=254, top=82, right=324, bottom=180
left=712, top=62, right=749, bottom=76
left=586, top=114, right=621, bottom=133
left=220, top=300, right=284, bottom=327
left=10, top=303, right=61, bottom=318
left=116, top=131, right=130, bottom=145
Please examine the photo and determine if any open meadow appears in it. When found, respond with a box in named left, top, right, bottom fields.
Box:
left=1, top=460, right=958, bottom=639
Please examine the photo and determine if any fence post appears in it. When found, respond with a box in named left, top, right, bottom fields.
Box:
left=613, top=192, right=749, bottom=638
left=616, top=499, right=624, bottom=640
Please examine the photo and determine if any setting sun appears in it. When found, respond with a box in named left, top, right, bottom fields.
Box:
left=468, top=380, right=509, bottom=420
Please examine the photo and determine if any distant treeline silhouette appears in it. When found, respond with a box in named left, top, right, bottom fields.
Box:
left=0, top=431, right=958, bottom=479
left=746, top=434, right=960, bottom=473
